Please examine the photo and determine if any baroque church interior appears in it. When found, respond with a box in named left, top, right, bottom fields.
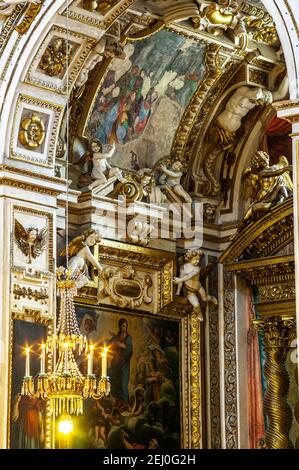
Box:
left=0, top=0, right=299, bottom=450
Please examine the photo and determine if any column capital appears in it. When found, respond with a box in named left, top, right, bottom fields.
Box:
left=254, top=316, right=296, bottom=349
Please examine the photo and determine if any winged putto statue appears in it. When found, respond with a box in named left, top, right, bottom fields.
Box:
left=14, top=219, right=48, bottom=264
left=173, top=248, right=217, bottom=322
left=242, top=151, right=293, bottom=223
left=60, top=229, right=103, bottom=283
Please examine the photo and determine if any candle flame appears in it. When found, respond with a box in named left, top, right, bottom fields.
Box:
left=25, top=347, right=30, bottom=354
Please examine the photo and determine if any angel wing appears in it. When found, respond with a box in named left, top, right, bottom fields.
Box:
left=277, top=156, right=293, bottom=192
left=200, top=261, right=215, bottom=281
left=32, top=227, right=48, bottom=259
left=74, top=150, right=92, bottom=168
left=242, top=167, right=259, bottom=202
left=60, top=235, right=85, bottom=257
left=14, top=219, right=29, bottom=256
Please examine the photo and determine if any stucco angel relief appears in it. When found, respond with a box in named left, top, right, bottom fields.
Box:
left=0, top=0, right=41, bottom=16
left=242, top=151, right=293, bottom=224
left=14, top=219, right=48, bottom=264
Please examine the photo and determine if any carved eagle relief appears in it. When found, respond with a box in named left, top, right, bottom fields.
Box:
left=14, top=219, right=48, bottom=264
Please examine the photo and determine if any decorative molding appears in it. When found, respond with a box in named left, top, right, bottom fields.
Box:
left=10, top=94, right=63, bottom=168
left=190, top=312, right=202, bottom=448
left=259, top=285, right=296, bottom=303
left=62, top=0, right=136, bottom=29
left=0, top=4, right=24, bottom=57
left=25, top=25, right=95, bottom=95
left=99, top=265, right=153, bottom=309
left=12, top=205, right=54, bottom=274
left=223, top=271, right=238, bottom=449
left=220, top=199, right=293, bottom=264
left=12, top=284, right=48, bottom=303
left=225, top=255, right=295, bottom=286
left=208, top=256, right=221, bottom=449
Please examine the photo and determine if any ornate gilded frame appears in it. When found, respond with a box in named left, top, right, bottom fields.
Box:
left=73, top=301, right=203, bottom=449
left=75, top=239, right=203, bottom=449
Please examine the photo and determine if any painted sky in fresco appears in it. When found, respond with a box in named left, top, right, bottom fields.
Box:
left=87, top=30, right=206, bottom=169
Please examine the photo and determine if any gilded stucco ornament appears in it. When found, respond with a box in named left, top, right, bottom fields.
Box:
left=14, top=219, right=47, bottom=264
left=0, top=0, right=40, bottom=16
left=83, top=0, right=118, bottom=14
left=174, top=249, right=217, bottom=322
left=193, top=0, right=240, bottom=35
left=18, top=113, right=45, bottom=149
left=192, top=0, right=277, bottom=45
left=39, top=38, right=73, bottom=78
left=242, top=151, right=293, bottom=224
left=99, top=265, right=153, bottom=309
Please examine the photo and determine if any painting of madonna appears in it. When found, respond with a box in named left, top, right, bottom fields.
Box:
left=72, top=307, right=181, bottom=449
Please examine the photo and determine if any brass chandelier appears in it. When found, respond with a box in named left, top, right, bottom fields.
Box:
left=21, top=269, right=110, bottom=418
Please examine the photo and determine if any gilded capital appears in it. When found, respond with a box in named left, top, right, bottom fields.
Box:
left=254, top=317, right=296, bottom=349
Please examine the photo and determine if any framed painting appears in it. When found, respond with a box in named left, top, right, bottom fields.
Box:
left=57, top=303, right=200, bottom=449
left=9, top=318, right=49, bottom=449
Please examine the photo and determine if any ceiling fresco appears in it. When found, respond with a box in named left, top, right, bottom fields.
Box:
left=86, top=29, right=206, bottom=170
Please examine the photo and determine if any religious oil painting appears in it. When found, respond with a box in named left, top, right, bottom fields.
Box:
left=86, top=29, right=206, bottom=169
left=10, top=319, right=47, bottom=449
left=69, top=306, right=181, bottom=449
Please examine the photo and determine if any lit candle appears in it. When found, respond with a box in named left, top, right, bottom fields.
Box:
left=87, top=354, right=93, bottom=375
left=64, top=343, right=68, bottom=374
left=88, top=345, right=94, bottom=375
left=25, top=347, right=30, bottom=377
left=101, top=347, right=108, bottom=378
left=40, top=343, right=46, bottom=374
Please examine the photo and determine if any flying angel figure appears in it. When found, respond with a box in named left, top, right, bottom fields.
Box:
left=60, top=229, right=103, bottom=281
left=14, top=219, right=48, bottom=264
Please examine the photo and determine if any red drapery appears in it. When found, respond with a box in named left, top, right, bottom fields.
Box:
left=246, top=289, right=266, bottom=448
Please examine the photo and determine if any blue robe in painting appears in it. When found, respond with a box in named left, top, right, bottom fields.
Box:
left=108, top=334, right=133, bottom=404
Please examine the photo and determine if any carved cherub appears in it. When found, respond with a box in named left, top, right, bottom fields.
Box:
left=242, top=151, right=293, bottom=223
left=14, top=219, right=47, bottom=264
left=88, top=140, right=124, bottom=192
left=0, top=0, right=41, bottom=16
left=173, top=249, right=217, bottom=321
left=60, top=229, right=103, bottom=281
left=158, top=160, right=192, bottom=203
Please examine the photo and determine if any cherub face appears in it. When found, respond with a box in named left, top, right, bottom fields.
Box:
left=172, top=161, right=182, bottom=172
left=191, top=255, right=200, bottom=266
left=85, top=233, right=97, bottom=246
left=91, top=142, right=101, bottom=153
left=27, top=229, right=38, bottom=242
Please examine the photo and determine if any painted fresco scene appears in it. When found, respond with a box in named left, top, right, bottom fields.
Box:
left=70, top=307, right=181, bottom=449
left=86, top=29, right=206, bottom=169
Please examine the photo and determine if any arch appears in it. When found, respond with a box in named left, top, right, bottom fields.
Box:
left=262, top=0, right=299, bottom=99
